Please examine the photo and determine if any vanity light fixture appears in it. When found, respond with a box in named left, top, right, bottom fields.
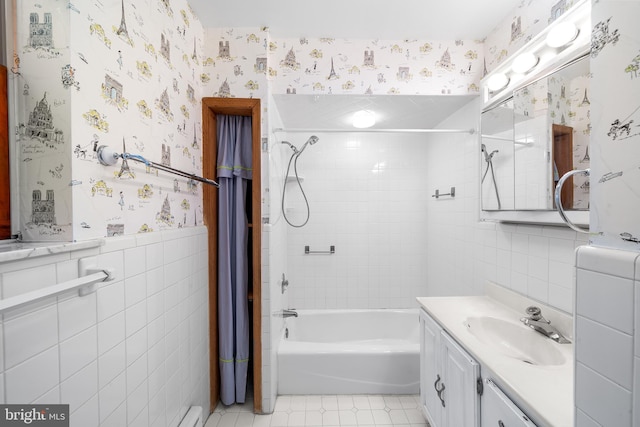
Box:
left=352, top=110, right=376, bottom=128
left=486, top=73, right=510, bottom=92
left=546, top=22, right=579, bottom=48
left=511, top=52, right=539, bottom=74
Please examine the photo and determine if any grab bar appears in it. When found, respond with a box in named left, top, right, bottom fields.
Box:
left=432, top=187, right=456, bottom=199
left=304, top=245, right=335, bottom=255
left=555, top=169, right=590, bottom=234
left=0, top=267, right=114, bottom=314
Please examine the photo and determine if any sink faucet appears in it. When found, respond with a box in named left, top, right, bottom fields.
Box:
left=281, top=309, right=298, bottom=318
left=520, top=306, right=571, bottom=344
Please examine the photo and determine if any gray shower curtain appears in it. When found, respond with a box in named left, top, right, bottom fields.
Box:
left=217, top=114, right=252, bottom=405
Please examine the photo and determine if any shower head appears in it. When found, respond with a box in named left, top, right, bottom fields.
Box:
left=299, top=135, right=319, bottom=153
left=481, top=144, right=498, bottom=162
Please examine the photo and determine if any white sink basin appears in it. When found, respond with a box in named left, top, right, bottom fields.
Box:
left=463, top=316, right=566, bottom=366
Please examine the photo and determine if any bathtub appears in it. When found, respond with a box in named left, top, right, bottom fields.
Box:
left=277, top=309, right=420, bottom=395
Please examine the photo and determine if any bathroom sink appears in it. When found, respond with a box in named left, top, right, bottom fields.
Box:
left=463, top=316, right=566, bottom=366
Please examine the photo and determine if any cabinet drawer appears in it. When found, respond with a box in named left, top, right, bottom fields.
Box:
left=481, top=379, right=537, bottom=427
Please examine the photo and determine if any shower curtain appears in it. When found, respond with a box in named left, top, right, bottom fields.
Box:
left=217, top=114, right=252, bottom=405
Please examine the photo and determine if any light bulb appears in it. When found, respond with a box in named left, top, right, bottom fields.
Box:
left=512, top=52, right=539, bottom=74
left=546, top=22, right=578, bottom=48
left=352, top=110, right=376, bottom=128
left=486, top=73, right=510, bottom=92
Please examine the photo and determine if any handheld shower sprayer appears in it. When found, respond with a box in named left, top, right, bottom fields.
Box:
left=281, top=135, right=319, bottom=155
left=481, top=143, right=502, bottom=209
left=299, top=135, right=319, bottom=153
left=281, top=135, right=320, bottom=227
left=481, top=143, right=498, bottom=162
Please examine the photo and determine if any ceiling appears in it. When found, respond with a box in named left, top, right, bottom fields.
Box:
left=273, top=94, right=476, bottom=130
left=189, top=0, right=522, bottom=40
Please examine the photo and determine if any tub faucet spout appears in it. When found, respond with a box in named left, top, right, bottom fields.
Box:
left=282, top=309, right=298, bottom=318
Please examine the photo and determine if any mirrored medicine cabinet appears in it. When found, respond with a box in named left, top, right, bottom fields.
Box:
left=479, top=1, right=590, bottom=227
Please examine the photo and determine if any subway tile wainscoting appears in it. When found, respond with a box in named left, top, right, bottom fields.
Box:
left=0, top=227, right=210, bottom=427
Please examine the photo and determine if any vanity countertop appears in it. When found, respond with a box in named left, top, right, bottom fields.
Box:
left=417, top=294, right=573, bottom=427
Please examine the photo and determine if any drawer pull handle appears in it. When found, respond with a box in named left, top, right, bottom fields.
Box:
left=434, top=375, right=446, bottom=407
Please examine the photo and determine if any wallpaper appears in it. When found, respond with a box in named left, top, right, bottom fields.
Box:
left=14, top=2, right=73, bottom=241
left=13, top=0, right=204, bottom=241
left=589, top=0, right=640, bottom=249
left=267, top=37, right=484, bottom=96
left=201, top=30, right=484, bottom=98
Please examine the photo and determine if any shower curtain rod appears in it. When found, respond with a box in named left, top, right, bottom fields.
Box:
left=273, top=127, right=476, bottom=135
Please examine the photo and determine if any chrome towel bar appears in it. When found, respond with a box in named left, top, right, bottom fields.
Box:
left=97, top=145, right=220, bottom=187
left=304, top=245, right=335, bottom=255
left=432, top=187, right=456, bottom=199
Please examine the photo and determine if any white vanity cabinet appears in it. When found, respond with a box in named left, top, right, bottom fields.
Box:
left=419, top=308, right=480, bottom=427
left=482, top=379, right=538, bottom=427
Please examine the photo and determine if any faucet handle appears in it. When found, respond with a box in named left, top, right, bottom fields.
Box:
left=525, top=306, right=542, bottom=320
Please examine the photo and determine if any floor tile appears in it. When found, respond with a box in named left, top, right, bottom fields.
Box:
left=389, top=409, right=410, bottom=424
left=290, top=396, right=307, bottom=411
left=304, top=410, right=322, bottom=426
left=305, top=396, right=322, bottom=411
left=204, top=394, right=425, bottom=427
left=253, top=414, right=272, bottom=427
left=355, top=409, right=374, bottom=425
left=337, top=396, right=354, bottom=410
left=321, top=396, right=338, bottom=411
left=352, top=396, right=371, bottom=410
left=338, top=410, right=356, bottom=425
left=270, top=412, right=288, bottom=426
left=322, top=410, right=340, bottom=425
left=367, top=396, right=386, bottom=410
left=372, top=409, right=393, bottom=425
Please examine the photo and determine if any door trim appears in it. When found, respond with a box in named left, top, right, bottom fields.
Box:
left=202, top=97, right=262, bottom=413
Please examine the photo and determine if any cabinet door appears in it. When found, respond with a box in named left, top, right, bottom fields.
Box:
left=482, top=379, right=538, bottom=427
left=440, top=332, right=480, bottom=427
left=419, top=309, right=442, bottom=427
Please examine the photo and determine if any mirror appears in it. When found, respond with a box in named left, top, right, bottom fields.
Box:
left=481, top=55, right=590, bottom=213
left=481, top=99, right=514, bottom=210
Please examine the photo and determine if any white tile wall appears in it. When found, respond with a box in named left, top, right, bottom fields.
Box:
left=284, top=132, right=431, bottom=309
left=274, top=98, right=584, bottom=319
left=575, top=245, right=640, bottom=426
left=425, top=99, right=586, bottom=313
left=0, top=227, right=210, bottom=426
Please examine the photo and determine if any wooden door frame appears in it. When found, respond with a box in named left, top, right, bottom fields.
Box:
left=0, top=66, right=10, bottom=240
left=552, top=124, right=574, bottom=209
left=202, top=97, right=262, bottom=413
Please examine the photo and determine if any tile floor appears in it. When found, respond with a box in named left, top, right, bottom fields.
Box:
left=204, top=395, right=429, bottom=427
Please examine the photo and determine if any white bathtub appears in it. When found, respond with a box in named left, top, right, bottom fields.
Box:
left=277, top=309, right=420, bottom=395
